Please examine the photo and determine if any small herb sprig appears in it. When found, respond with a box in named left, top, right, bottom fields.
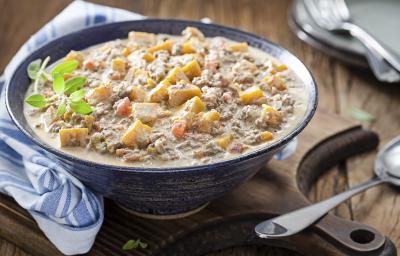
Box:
left=122, top=239, right=148, bottom=251
left=25, top=57, right=92, bottom=115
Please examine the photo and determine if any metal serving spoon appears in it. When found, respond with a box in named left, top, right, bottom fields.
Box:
left=255, top=136, right=400, bottom=238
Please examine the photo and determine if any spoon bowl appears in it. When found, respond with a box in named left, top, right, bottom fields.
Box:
left=255, top=136, right=400, bottom=238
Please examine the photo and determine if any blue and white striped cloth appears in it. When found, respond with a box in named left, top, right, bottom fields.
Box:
left=0, top=1, right=144, bottom=255
left=0, top=1, right=297, bottom=255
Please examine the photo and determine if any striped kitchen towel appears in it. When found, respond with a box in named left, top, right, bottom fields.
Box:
left=0, top=1, right=144, bottom=255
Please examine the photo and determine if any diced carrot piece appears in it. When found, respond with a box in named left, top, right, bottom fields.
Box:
left=116, top=97, right=131, bottom=116
left=171, top=120, right=187, bottom=138
left=84, top=60, right=95, bottom=70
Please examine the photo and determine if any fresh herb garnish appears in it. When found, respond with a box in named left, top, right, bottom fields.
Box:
left=50, top=60, right=79, bottom=76
left=347, top=107, right=375, bottom=123
left=33, top=56, right=51, bottom=92
left=69, top=89, right=85, bottom=102
left=25, top=57, right=92, bottom=115
left=52, top=73, right=65, bottom=94
left=70, top=100, right=92, bottom=115
left=122, top=239, right=148, bottom=251
left=65, top=76, right=86, bottom=94
left=27, top=59, right=42, bottom=80
left=25, top=94, right=47, bottom=108
left=56, top=100, right=66, bottom=116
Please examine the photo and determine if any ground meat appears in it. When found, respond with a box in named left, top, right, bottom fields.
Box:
left=154, top=137, right=168, bottom=153
left=24, top=27, right=305, bottom=167
left=239, top=105, right=260, bottom=122
left=201, top=86, right=223, bottom=108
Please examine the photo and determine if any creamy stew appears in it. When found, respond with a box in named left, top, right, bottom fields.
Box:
left=24, top=27, right=307, bottom=167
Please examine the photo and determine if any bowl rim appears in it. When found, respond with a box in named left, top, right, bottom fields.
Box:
left=5, top=18, right=318, bottom=173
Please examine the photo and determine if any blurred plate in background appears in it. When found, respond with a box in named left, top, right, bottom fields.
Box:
left=289, top=0, right=400, bottom=69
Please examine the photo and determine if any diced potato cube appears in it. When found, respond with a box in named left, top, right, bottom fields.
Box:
left=142, top=52, right=155, bottom=62
left=132, top=103, right=160, bottom=123
left=197, top=110, right=221, bottom=132
left=129, top=86, right=147, bottom=102
left=239, top=86, right=264, bottom=104
left=260, top=131, right=273, bottom=141
left=182, top=42, right=196, bottom=54
left=148, top=80, right=170, bottom=102
left=83, top=115, right=96, bottom=132
left=215, top=134, right=233, bottom=149
left=226, top=42, right=248, bottom=52
left=65, top=50, right=83, bottom=66
left=275, top=63, right=287, bottom=72
left=203, top=110, right=220, bottom=122
left=263, top=76, right=286, bottom=91
left=182, top=60, right=202, bottom=80
left=147, top=78, right=156, bottom=88
left=261, top=104, right=281, bottom=126
left=165, top=67, right=189, bottom=84
left=182, top=27, right=205, bottom=41
left=59, top=128, right=88, bottom=147
left=121, top=47, right=131, bottom=57
left=112, top=58, right=127, bottom=74
left=88, top=85, right=112, bottom=104
left=121, top=120, right=152, bottom=147
left=168, top=84, right=202, bottom=106
left=128, top=31, right=156, bottom=46
left=147, top=40, right=174, bottom=54
left=184, top=96, right=205, bottom=113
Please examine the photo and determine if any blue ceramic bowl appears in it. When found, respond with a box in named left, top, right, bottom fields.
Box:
left=6, top=19, right=317, bottom=217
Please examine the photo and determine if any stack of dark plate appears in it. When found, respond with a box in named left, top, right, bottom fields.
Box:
left=289, top=0, right=400, bottom=71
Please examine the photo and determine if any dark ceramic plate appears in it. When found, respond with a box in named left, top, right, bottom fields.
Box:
left=6, top=19, right=318, bottom=217
left=289, top=0, right=400, bottom=69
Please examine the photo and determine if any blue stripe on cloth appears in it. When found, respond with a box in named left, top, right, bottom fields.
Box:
left=0, top=172, right=35, bottom=188
left=86, top=190, right=98, bottom=216
left=40, top=185, right=64, bottom=216
left=61, top=181, right=72, bottom=217
left=73, top=199, right=93, bottom=227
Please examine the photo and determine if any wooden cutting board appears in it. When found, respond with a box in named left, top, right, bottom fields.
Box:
left=0, top=109, right=396, bottom=256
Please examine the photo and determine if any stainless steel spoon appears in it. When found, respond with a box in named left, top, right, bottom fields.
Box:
left=255, top=136, right=400, bottom=238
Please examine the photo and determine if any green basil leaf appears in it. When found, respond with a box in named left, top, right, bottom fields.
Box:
left=51, top=60, right=79, bottom=76
left=25, top=94, right=47, bottom=108
left=69, top=89, right=85, bottom=102
left=56, top=100, right=66, bottom=116
left=52, top=73, right=65, bottom=94
left=70, top=100, right=92, bottom=115
left=27, top=59, right=42, bottom=80
left=65, top=76, right=86, bottom=94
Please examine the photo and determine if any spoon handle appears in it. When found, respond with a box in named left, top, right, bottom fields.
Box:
left=255, top=177, right=384, bottom=238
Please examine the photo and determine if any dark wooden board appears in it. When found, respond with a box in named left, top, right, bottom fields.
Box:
left=0, top=109, right=396, bottom=256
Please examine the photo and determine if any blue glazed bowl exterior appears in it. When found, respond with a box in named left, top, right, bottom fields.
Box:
left=6, top=19, right=318, bottom=215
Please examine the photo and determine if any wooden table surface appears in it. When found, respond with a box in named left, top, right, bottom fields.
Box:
left=1, top=0, right=400, bottom=255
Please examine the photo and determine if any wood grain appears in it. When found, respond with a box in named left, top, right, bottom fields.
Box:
left=0, top=0, right=399, bottom=255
